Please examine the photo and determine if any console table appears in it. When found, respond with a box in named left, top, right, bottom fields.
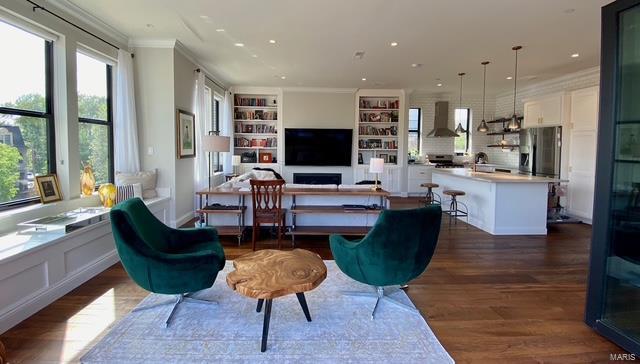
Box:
left=196, top=187, right=389, bottom=245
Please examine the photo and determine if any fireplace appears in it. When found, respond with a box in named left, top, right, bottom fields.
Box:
left=293, top=173, right=342, bottom=185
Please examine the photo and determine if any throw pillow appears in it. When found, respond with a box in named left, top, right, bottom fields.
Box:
left=115, top=169, right=158, bottom=199
left=116, top=183, right=143, bottom=203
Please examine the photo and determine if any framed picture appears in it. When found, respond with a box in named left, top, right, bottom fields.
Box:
left=35, top=174, right=63, bottom=204
left=379, top=154, right=388, bottom=163
left=388, top=155, right=397, bottom=164
left=176, top=109, right=196, bottom=159
left=259, top=152, right=273, bottom=163
left=617, top=124, right=640, bottom=161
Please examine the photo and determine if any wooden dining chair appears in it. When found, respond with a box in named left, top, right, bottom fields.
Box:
left=250, top=179, right=286, bottom=251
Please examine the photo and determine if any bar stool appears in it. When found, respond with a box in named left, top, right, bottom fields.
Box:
left=442, top=190, right=469, bottom=227
left=420, top=182, right=441, bottom=205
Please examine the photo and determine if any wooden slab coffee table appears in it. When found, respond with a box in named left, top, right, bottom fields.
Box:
left=226, top=249, right=327, bottom=352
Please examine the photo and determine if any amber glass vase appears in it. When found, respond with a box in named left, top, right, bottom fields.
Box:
left=80, top=165, right=96, bottom=196
left=98, top=183, right=117, bottom=208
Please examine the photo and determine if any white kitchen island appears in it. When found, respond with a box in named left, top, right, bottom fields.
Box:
left=432, top=169, right=559, bottom=235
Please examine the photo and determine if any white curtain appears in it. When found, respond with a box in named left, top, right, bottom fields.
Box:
left=114, top=49, right=140, bottom=173
left=221, top=91, right=234, bottom=173
left=194, top=71, right=208, bottom=210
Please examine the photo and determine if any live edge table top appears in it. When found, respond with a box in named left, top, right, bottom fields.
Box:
left=226, top=249, right=327, bottom=300
left=196, top=187, right=391, bottom=196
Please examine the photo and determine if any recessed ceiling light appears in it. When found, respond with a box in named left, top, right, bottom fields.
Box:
left=234, top=43, right=244, bottom=47
left=215, top=28, right=225, bottom=32
left=145, top=23, right=154, bottom=28
left=411, top=63, right=422, bottom=68
left=251, top=54, right=258, bottom=58
left=506, top=76, right=513, bottom=80
left=361, top=78, right=367, bottom=81
left=199, top=15, right=209, bottom=19
left=571, top=53, right=580, bottom=58
left=436, top=83, right=443, bottom=87
left=269, top=39, right=276, bottom=44
left=390, top=42, right=398, bottom=47
left=280, top=76, right=286, bottom=80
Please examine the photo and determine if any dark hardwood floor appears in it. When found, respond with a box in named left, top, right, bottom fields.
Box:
left=0, top=198, right=627, bottom=363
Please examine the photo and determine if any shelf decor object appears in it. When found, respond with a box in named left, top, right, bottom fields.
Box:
left=477, top=61, right=490, bottom=133
left=98, top=183, right=117, bottom=208
left=369, top=158, right=384, bottom=191
left=454, top=72, right=467, bottom=134
left=35, top=174, right=63, bottom=204
left=80, top=164, right=96, bottom=197
left=233, top=93, right=279, bottom=168
left=176, top=109, right=196, bottom=159
left=202, top=131, right=231, bottom=189
left=507, top=46, right=523, bottom=131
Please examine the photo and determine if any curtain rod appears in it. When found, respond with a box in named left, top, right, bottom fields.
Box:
left=195, top=68, right=227, bottom=92
left=26, top=0, right=134, bottom=57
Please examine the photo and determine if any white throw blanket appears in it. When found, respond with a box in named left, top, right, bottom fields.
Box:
left=219, top=170, right=278, bottom=189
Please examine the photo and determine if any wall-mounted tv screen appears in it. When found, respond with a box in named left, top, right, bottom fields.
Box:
left=285, top=128, right=353, bottom=166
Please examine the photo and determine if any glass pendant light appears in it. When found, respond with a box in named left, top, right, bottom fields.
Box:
left=455, top=72, right=466, bottom=134
left=507, top=46, right=522, bottom=130
left=477, top=61, right=490, bottom=132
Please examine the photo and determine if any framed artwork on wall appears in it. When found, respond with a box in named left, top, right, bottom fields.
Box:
left=176, top=109, right=196, bottom=159
left=35, top=174, right=63, bottom=204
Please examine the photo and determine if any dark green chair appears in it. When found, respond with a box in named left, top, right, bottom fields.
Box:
left=329, top=206, right=442, bottom=319
left=110, top=198, right=226, bottom=327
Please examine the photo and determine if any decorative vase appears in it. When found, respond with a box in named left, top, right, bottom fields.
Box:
left=98, top=183, right=117, bottom=208
left=81, top=164, right=96, bottom=196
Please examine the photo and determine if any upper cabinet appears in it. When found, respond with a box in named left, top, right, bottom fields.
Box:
left=523, top=92, right=571, bottom=128
left=570, top=86, right=599, bottom=131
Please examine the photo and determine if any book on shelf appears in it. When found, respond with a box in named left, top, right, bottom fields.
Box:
left=234, top=110, right=277, bottom=120
left=359, top=111, right=399, bottom=123
left=359, top=125, right=398, bottom=136
left=234, top=137, right=277, bottom=148
left=358, top=139, right=398, bottom=150
left=234, top=96, right=276, bottom=107
left=234, top=123, right=277, bottom=134
left=359, top=99, right=399, bottom=109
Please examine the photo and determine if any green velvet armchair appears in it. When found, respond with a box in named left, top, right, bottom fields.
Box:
left=329, top=206, right=442, bottom=319
left=110, top=198, right=226, bottom=327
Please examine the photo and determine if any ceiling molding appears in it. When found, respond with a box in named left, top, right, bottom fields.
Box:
left=281, top=87, right=357, bottom=94
left=128, top=38, right=177, bottom=48
left=46, top=0, right=129, bottom=47
left=174, top=40, right=228, bottom=89
left=495, top=66, right=600, bottom=99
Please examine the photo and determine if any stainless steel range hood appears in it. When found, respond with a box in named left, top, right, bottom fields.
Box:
left=426, top=101, right=459, bottom=137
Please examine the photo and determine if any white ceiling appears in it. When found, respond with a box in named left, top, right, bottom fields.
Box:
left=65, top=0, right=610, bottom=94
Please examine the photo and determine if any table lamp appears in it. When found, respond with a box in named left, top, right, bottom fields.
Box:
left=369, top=157, right=384, bottom=191
left=202, top=132, right=230, bottom=189
left=232, top=155, right=241, bottom=175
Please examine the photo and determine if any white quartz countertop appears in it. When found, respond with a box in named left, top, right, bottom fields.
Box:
left=432, top=169, right=562, bottom=183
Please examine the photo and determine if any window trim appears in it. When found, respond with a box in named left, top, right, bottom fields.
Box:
left=78, top=64, right=114, bottom=184
left=408, top=107, right=421, bottom=153
left=0, top=40, right=56, bottom=211
left=454, top=107, right=471, bottom=154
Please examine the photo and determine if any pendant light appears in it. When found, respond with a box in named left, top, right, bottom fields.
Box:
left=477, top=61, right=490, bottom=132
left=507, top=46, right=522, bottom=130
left=454, top=72, right=466, bottom=134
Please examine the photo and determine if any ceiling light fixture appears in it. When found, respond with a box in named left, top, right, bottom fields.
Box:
left=506, top=76, right=513, bottom=80
left=145, top=23, right=154, bottom=28
left=411, top=63, right=422, bottom=68
left=199, top=15, right=209, bottom=19
left=507, top=46, right=523, bottom=131
left=571, top=53, right=580, bottom=58
left=454, top=72, right=466, bottom=135
left=215, top=28, right=225, bottom=32
left=361, top=78, right=367, bottom=81
left=251, top=54, right=258, bottom=58
left=269, top=39, right=276, bottom=44
left=280, top=76, right=286, bottom=80
left=436, top=83, right=443, bottom=87
left=477, top=61, right=490, bottom=133
left=390, top=42, right=398, bottom=47
left=234, top=43, right=244, bottom=47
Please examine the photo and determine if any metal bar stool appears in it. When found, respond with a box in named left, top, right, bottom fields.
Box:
left=420, top=182, right=442, bottom=206
left=442, top=190, right=469, bottom=228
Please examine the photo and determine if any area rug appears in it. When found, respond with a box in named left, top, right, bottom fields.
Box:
left=81, top=261, right=453, bottom=363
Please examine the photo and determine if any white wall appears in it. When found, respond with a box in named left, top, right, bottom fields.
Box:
left=281, top=90, right=356, bottom=183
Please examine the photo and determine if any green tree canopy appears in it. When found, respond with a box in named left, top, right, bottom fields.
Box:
left=0, top=143, right=22, bottom=202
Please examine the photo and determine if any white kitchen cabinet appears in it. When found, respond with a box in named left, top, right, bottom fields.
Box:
left=523, top=93, right=570, bottom=128
left=567, top=86, right=599, bottom=223
left=408, top=165, right=435, bottom=194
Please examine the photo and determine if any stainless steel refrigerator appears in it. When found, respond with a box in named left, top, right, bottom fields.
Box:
left=518, top=126, right=562, bottom=178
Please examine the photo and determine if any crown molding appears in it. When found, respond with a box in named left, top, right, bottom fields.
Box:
left=128, top=38, right=177, bottom=48
left=495, top=66, right=600, bottom=99
left=174, top=40, right=228, bottom=89
left=46, top=0, right=129, bottom=47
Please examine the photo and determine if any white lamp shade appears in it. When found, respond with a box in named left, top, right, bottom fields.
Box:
left=202, top=135, right=230, bottom=152
left=369, top=158, right=384, bottom=174
left=232, top=155, right=241, bottom=166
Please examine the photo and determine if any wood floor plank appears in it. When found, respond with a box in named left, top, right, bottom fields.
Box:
left=0, top=200, right=629, bottom=363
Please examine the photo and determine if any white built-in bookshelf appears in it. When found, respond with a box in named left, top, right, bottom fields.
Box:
left=233, top=93, right=279, bottom=165
left=357, top=95, right=400, bottom=165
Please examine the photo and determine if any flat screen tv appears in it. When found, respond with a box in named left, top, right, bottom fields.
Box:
left=285, top=128, right=353, bottom=166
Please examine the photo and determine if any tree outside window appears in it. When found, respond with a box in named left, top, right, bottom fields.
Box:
left=454, top=108, right=471, bottom=154
left=408, top=108, right=421, bottom=155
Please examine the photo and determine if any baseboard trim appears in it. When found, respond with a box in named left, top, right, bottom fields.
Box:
left=0, top=250, right=119, bottom=334
left=173, top=211, right=195, bottom=228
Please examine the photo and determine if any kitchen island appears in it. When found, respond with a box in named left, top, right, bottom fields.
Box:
left=432, top=169, right=560, bottom=235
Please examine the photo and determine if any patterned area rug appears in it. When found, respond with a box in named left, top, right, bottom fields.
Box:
left=82, top=261, right=453, bottom=363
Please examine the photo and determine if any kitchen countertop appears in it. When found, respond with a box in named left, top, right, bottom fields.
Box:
left=408, top=163, right=436, bottom=167
left=432, top=168, right=562, bottom=183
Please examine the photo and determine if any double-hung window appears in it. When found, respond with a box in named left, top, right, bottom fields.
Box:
left=77, top=52, right=114, bottom=185
left=454, top=108, right=471, bottom=154
left=0, top=21, right=55, bottom=208
left=408, top=108, right=421, bottom=153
